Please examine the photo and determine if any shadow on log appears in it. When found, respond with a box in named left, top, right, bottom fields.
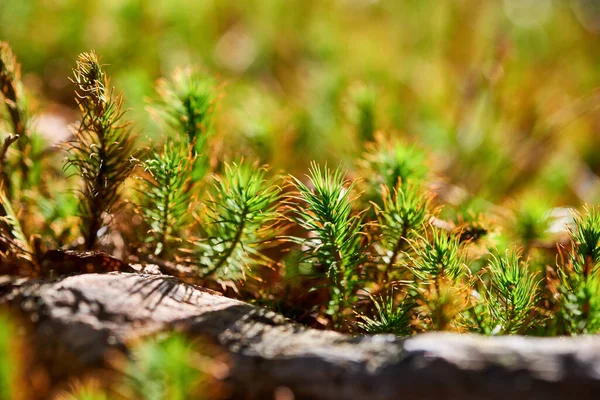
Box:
left=1, top=272, right=600, bottom=400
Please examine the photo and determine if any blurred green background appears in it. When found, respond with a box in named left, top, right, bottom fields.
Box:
left=2, top=0, right=600, bottom=207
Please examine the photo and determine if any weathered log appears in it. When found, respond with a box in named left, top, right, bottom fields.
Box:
left=1, top=272, right=600, bottom=400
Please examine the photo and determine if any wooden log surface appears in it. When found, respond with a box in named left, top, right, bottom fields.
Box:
left=1, top=271, right=600, bottom=400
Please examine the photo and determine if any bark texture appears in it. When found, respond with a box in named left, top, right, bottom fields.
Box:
left=2, top=272, right=600, bottom=400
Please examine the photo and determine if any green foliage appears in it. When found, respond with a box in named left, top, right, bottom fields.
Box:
left=0, top=185, right=35, bottom=273
left=0, top=134, right=18, bottom=189
left=123, top=334, right=209, bottom=400
left=136, top=68, right=219, bottom=258
left=0, top=314, right=16, bottom=400
left=361, top=134, right=427, bottom=195
left=411, top=229, right=466, bottom=282
left=197, top=162, right=281, bottom=280
left=138, top=141, right=192, bottom=257
left=512, top=195, right=551, bottom=251
left=151, top=68, right=216, bottom=181
left=35, top=333, right=211, bottom=400
left=408, top=228, right=470, bottom=331
left=66, top=51, right=138, bottom=250
left=0, top=42, right=26, bottom=136
left=557, top=207, right=600, bottom=334
left=1, top=43, right=74, bottom=253
left=0, top=41, right=30, bottom=195
left=569, top=207, right=600, bottom=277
left=347, top=84, right=376, bottom=143
left=36, top=191, right=80, bottom=246
left=357, top=291, right=414, bottom=336
left=482, top=250, right=540, bottom=334
left=559, top=273, right=600, bottom=335
left=289, top=163, right=366, bottom=326
left=375, top=182, right=430, bottom=280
